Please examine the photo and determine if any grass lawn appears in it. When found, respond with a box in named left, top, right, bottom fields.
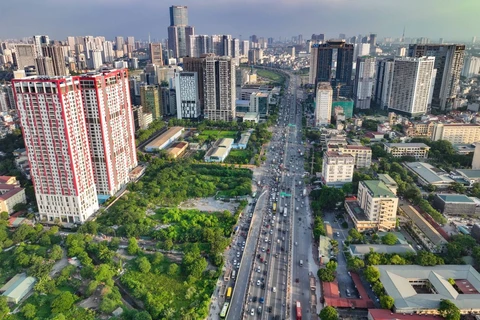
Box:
left=225, top=149, right=252, bottom=164
left=256, top=69, right=285, bottom=84
left=198, top=130, right=237, bottom=140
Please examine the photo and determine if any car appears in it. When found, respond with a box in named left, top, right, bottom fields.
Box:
left=295, top=241, right=298, bottom=246
left=256, top=280, right=261, bottom=286
left=257, top=267, right=261, bottom=273
left=259, top=297, right=264, bottom=304
left=252, top=296, right=257, bottom=302
left=263, top=270, right=267, bottom=275
left=268, top=306, right=272, bottom=313
left=250, top=308, right=255, bottom=316
left=261, top=283, right=265, bottom=289
left=295, top=278, right=299, bottom=283
left=272, top=287, right=276, bottom=292
left=257, top=306, right=262, bottom=314
left=266, top=248, right=270, bottom=253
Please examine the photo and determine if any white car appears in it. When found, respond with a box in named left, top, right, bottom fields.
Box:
left=256, top=280, right=261, bottom=286
left=251, top=308, right=255, bottom=316
left=272, top=287, right=276, bottom=292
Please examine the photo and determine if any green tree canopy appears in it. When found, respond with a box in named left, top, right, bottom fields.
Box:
left=365, top=265, right=380, bottom=283
left=380, top=295, right=395, bottom=309
left=381, top=233, right=398, bottom=245
left=438, top=299, right=460, bottom=320
left=319, top=306, right=338, bottom=320
left=51, top=291, right=75, bottom=314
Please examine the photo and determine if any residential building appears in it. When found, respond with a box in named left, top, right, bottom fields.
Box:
left=315, top=82, right=332, bottom=126
left=204, top=138, right=234, bottom=162
left=353, top=56, right=375, bottom=109
left=388, top=57, right=435, bottom=117
left=144, top=127, right=184, bottom=152
left=332, top=97, right=353, bottom=119
left=383, top=143, right=430, bottom=159
left=405, top=162, right=454, bottom=188
left=167, top=5, right=195, bottom=58
left=349, top=244, right=416, bottom=259
left=374, top=58, right=394, bottom=109
left=42, top=45, right=68, bottom=76
left=79, top=69, right=137, bottom=198
left=248, top=48, right=263, bottom=65
left=345, top=177, right=398, bottom=231
left=35, top=57, right=55, bottom=76
left=461, top=56, right=480, bottom=78
left=409, top=44, right=465, bottom=111
left=88, top=50, right=103, bottom=70
left=203, top=55, right=236, bottom=121
left=13, top=44, right=36, bottom=70
left=377, top=265, right=480, bottom=315
left=249, top=91, right=269, bottom=117
left=431, top=123, right=480, bottom=144
left=149, top=43, right=163, bottom=66
left=326, top=145, right=372, bottom=168
left=0, top=176, right=26, bottom=214
left=174, top=71, right=200, bottom=119
left=433, top=194, right=480, bottom=216
left=183, top=56, right=205, bottom=111
left=321, top=151, right=354, bottom=187
left=472, top=143, right=480, bottom=170
left=13, top=76, right=99, bottom=223
left=140, top=84, right=162, bottom=119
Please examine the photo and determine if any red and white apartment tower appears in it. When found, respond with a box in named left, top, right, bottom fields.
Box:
left=13, top=69, right=137, bottom=224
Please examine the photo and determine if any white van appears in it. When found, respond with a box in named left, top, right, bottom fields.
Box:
left=299, top=260, right=303, bottom=267
left=232, top=270, right=236, bottom=279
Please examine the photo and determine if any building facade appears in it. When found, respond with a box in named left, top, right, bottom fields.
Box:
left=174, top=71, right=200, bottom=119
left=315, top=82, right=332, bottom=126
left=149, top=43, right=163, bottom=66
left=249, top=91, right=269, bottom=117
left=167, top=5, right=195, bottom=58
left=431, top=123, right=480, bottom=144
left=383, top=143, right=430, bottom=159
left=354, top=56, right=375, bottom=109
left=140, top=85, right=161, bottom=119
left=326, top=145, right=372, bottom=168
left=321, top=151, right=354, bottom=187
left=461, top=56, right=480, bottom=78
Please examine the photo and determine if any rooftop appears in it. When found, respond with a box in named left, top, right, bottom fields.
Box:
left=362, top=180, right=396, bottom=198
left=368, top=309, right=442, bottom=320
left=378, top=265, right=480, bottom=312
left=345, top=199, right=369, bottom=221
left=345, top=145, right=371, bottom=150
left=377, top=174, right=398, bottom=187
left=144, top=127, right=184, bottom=150
left=405, top=162, right=454, bottom=185
left=384, top=143, right=430, bottom=148
left=437, top=194, right=475, bottom=204
left=456, top=169, right=480, bottom=179
left=324, top=151, right=354, bottom=158
left=399, top=204, right=447, bottom=245
left=350, top=244, right=416, bottom=256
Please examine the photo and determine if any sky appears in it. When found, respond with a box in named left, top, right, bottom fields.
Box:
left=1, top=0, right=478, bottom=42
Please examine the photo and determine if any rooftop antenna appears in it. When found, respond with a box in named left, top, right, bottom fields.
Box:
left=401, top=26, right=405, bottom=43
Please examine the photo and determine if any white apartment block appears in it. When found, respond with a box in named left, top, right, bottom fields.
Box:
left=13, top=77, right=99, bottom=223
left=345, top=178, right=398, bottom=232
left=431, top=123, right=480, bottom=144
left=327, top=145, right=372, bottom=168
left=321, top=151, right=354, bottom=187
left=354, top=56, right=375, bottom=109
left=175, top=71, right=201, bottom=119
left=389, top=57, right=435, bottom=117
left=461, top=56, right=480, bottom=78
left=383, top=143, right=430, bottom=159
left=315, top=82, right=332, bottom=126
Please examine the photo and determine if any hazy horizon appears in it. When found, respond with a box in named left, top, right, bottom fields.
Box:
left=1, top=0, right=478, bottom=42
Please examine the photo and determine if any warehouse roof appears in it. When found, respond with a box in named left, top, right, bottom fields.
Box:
left=456, top=169, right=480, bottom=179
left=437, top=194, right=475, bottom=204
left=384, top=143, right=430, bottom=148
left=144, top=127, right=184, bottom=150
left=350, top=244, right=416, bottom=256
left=405, top=162, right=454, bottom=185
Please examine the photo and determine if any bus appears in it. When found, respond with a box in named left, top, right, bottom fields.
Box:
left=220, top=302, right=230, bottom=318
left=273, top=202, right=277, bottom=212
left=226, top=287, right=233, bottom=300
left=296, top=301, right=302, bottom=320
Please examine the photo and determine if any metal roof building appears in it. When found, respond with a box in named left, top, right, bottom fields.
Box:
left=349, top=244, right=416, bottom=259
left=405, top=162, right=454, bottom=188
left=0, top=273, right=36, bottom=303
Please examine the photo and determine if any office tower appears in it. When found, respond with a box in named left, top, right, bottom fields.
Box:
left=354, top=56, right=376, bottom=109
left=354, top=43, right=370, bottom=60
left=67, top=36, right=75, bottom=51
left=149, top=43, right=163, bottom=66
left=115, top=36, right=124, bottom=50
left=241, top=40, right=250, bottom=56
left=315, top=82, right=333, bottom=126
left=175, top=71, right=200, bottom=119
left=33, top=35, right=50, bottom=57
left=396, top=47, right=407, bottom=57
left=250, top=35, right=258, bottom=44
left=102, top=41, right=114, bottom=63
left=268, top=37, right=274, bottom=46
left=79, top=69, right=137, bottom=197
left=42, top=45, right=68, bottom=76
left=88, top=50, right=103, bottom=69
left=232, top=38, right=240, bottom=58
left=472, top=37, right=477, bottom=44
left=203, top=55, right=236, bottom=121
left=221, top=35, right=232, bottom=56
left=369, top=33, right=377, bottom=47
left=408, top=44, right=465, bottom=111
left=140, top=85, right=162, bottom=119
left=374, top=59, right=394, bottom=109
left=461, top=56, right=480, bottom=78
left=168, top=5, right=195, bottom=58
left=310, top=40, right=354, bottom=97
left=13, top=44, right=36, bottom=70
left=13, top=76, right=99, bottom=223
left=183, top=56, right=205, bottom=111
left=35, top=57, right=55, bottom=76
left=439, top=38, right=444, bottom=44
left=248, top=48, right=263, bottom=65
left=311, top=34, right=325, bottom=42
left=249, top=92, right=269, bottom=117
left=389, top=57, right=435, bottom=117
left=361, top=36, right=369, bottom=44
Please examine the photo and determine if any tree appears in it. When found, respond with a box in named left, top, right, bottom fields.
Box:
left=326, top=260, right=338, bottom=271
left=51, top=291, right=75, bottom=314
left=416, top=251, right=443, bottom=266
left=127, top=237, right=140, bottom=255
left=373, top=281, right=384, bottom=296
left=0, top=296, right=9, bottom=319
left=168, top=263, right=179, bottom=276
left=318, top=268, right=335, bottom=282
left=380, top=295, right=395, bottom=309
left=348, top=229, right=364, bottom=243
left=438, top=299, right=461, bottom=320
left=364, top=265, right=380, bottom=283
left=22, top=303, right=37, bottom=319
left=381, top=233, right=398, bottom=245
left=319, top=306, right=338, bottom=320
left=137, top=256, right=152, bottom=273
left=49, top=244, right=63, bottom=261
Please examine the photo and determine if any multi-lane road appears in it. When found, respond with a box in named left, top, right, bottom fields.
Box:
left=226, top=72, right=318, bottom=320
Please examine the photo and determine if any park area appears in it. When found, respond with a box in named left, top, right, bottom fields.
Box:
left=196, top=130, right=237, bottom=141
left=256, top=69, right=286, bottom=85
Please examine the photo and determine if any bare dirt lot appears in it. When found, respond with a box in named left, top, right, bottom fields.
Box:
left=179, top=197, right=239, bottom=213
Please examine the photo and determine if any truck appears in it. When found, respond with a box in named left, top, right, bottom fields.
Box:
left=296, top=301, right=302, bottom=320
left=273, top=202, right=277, bottom=212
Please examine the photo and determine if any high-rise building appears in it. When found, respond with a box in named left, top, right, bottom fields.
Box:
left=315, top=82, right=333, bottom=126
left=311, top=34, right=325, bottom=42
left=33, top=35, right=50, bottom=57
left=88, top=50, right=103, bottom=70
left=353, top=43, right=370, bottom=60
left=203, top=55, right=236, bottom=121
left=13, top=44, right=36, bottom=70
left=374, top=58, right=395, bottom=109
left=389, top=57, right=436, bottom=117
left=183, top=56, right=205, bottom=111
left=79, top=69, right=137, bottom=197
left=140, top=85, right=162, bottom=119
left=168, top=5, right=195, bottom=58
left=248, top=48, right=263, bottom=65
left=462, top=56, right=480, bottom=78
left=149, top=43, right=163, bottom=66
left=174, top=71, right=200, bottom=119
left=321, top=151, right=354, bottom=187
left=35, top=57, right=55, bottom=76
left=369, top=33, right=377, bottom=54
left=13, top=76, right=99, bottom=223
left=42, top=45, right=68, bottom=76
left=310, top=40, right=354, bottom=97
left=249, top=92, right=269, bottom=117
left=408, top=44, right=465, bottom=111
left=241, top=40, right=250, bottom=56
left=102, top=41, right=114, bottom=63
left=354, top=56, right=376, bottom=109
left=115, top=36, right=124, bottom=50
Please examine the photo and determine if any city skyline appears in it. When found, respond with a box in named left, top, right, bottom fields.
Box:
left=1, top=0, right=478, bottom=41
